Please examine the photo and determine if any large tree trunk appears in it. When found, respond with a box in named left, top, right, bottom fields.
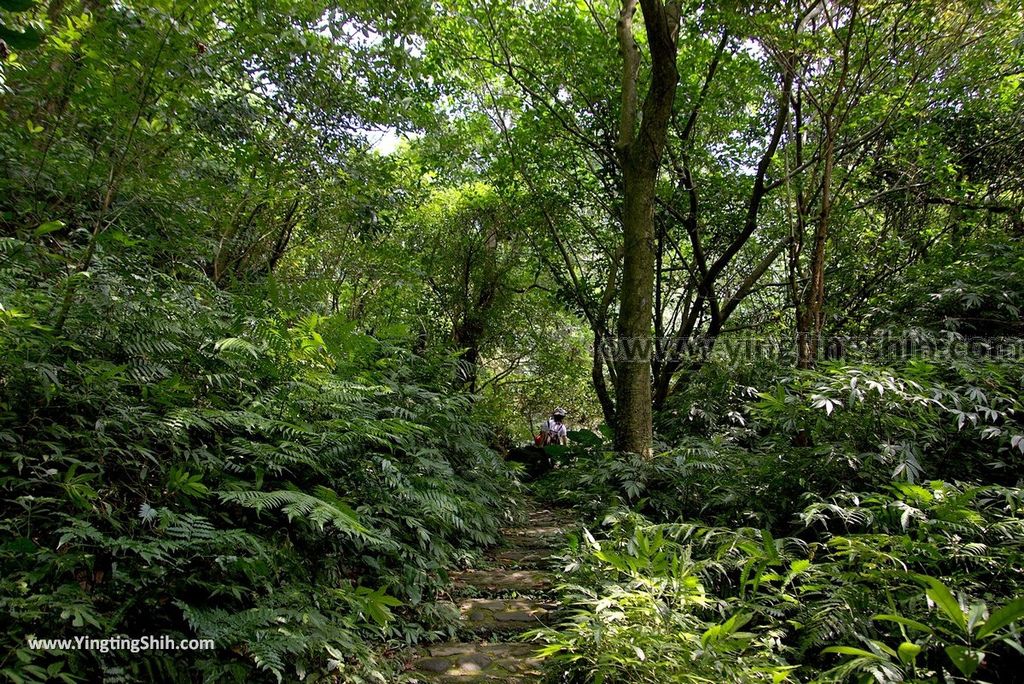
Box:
left=453, top=223, right=500, bottom=392
left=613, top=0, right=681, bottom=456
left=615, top=168, right=658, bottom=454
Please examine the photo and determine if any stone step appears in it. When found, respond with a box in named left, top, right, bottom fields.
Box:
left=501, top=525, right=566, bottom=536
left=409, top=642, right=542, bottom=682
left=405, top=497, right=567, bottom=681
left=525, top=510, right=572, bottom=524
left=452, top=569, right=553, bottom=594
left=529, top=506, right=573, bottom=517
left=489, top=549, right=550, bottom=567
left=446, top=597, right=558, bottom=631
left=500, top=526, right=565, bottom=549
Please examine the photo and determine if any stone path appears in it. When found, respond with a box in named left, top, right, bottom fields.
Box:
left=405, top=498, right=573, bottom=683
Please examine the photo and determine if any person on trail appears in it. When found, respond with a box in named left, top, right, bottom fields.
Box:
left=540, top=408, right=568, bottom=446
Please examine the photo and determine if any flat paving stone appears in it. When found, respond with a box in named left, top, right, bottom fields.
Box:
left=494, top=610, right=534, bottom=622
left=490, top=549, right=549, bottom=567
left=429, top=643, right=489, bottom=657
left=452, top=569, right=552, bottom=593
left=502, top=536, right=562, bottom=548
left=456, top=597, right=558, bottom=629
left=526, top=511, right=573, bottom=525
left=417, top=657, right=454, bottom=673
left=501, top=525, right=565, bottom=536
left=410, top=642, right=543, bottom=682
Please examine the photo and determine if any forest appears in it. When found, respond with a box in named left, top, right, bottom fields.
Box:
left=1, top=0, right=1023, bottom=682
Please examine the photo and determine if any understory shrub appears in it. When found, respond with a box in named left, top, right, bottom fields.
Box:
left=0, top=240, right=517, bottom=682
left=542, top=352, right=1023, bottom=531
left=532, top=481, right=1024, bottom=683
left=533, top=344, right=1023, bottom=682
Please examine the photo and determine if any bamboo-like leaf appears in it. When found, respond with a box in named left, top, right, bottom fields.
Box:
left=977, top=598, right=1024, bottom=639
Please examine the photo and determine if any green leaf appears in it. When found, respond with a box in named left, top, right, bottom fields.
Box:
left=871, top=614, right=934, bottom=634
left=977, top=598, right=1024, bottom=639
left=215, top=336, right=260, bottom=358
left=566, top=429, right=603, bottom=447
left=944, top=645, right=984, bottom=676
left=761, top=528, right=779, bottom=562
left=0, top=25, right=44, bottom=50
left=870, top=640, right=899, bottom=659
left=822, top=646, right=880, bottom=658
left=0, top=0, right=37, bottom=11
left=771, top=667, right=799, bottom=683
left=3, top=537, right=36, bottom=554
left=789, top=559, right=811, bottom=574
left=914, top=574, right=966, bottom=632
left=897, top=642, right=921, bottom=665
left=593, top=549, right=629, bottom=572
left=967, top=601, right=988, bottom=634
left=702, top=612, right=752, bottom=646
left=33, top=220, right=64, bottom=237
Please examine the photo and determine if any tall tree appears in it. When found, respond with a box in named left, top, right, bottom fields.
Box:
left=613, top=0, right=682, bottom=455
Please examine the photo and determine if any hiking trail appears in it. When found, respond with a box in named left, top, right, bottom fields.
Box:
left=406, top=495, right=573, bottom=682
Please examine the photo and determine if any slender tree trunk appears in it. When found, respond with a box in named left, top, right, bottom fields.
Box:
left=797, top=123, right=834, bottom=368
left=613, top=0, right=681, bottom=456
left=53, top=18, right=175, bottom=331
left=266, top=197, right=301, bottom=274
left=592, top=330, right=617, bottom=428
left=795, top=1, right=860, bottom=368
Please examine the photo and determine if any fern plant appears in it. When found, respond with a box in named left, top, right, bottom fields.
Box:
left=0, top=243, right=518, bottom=682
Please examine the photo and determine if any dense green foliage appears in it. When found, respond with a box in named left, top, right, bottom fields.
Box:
left=2, top=0, right=1022, bottom=682
left=0, top=245, right=518, bottom=681
left=0, top=5, right=523, bottom=680
left=532, top=352, right=1024, bottom=681
left=531, top=234, right=1024, bottom=682
left=530, top=482, right=1024, bottom=682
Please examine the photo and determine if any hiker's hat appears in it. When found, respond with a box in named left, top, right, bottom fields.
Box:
left=553, top=407, right=567, bottom=417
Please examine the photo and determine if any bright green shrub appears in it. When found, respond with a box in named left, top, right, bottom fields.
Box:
left=532, top=481, right=1024, bottom=683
